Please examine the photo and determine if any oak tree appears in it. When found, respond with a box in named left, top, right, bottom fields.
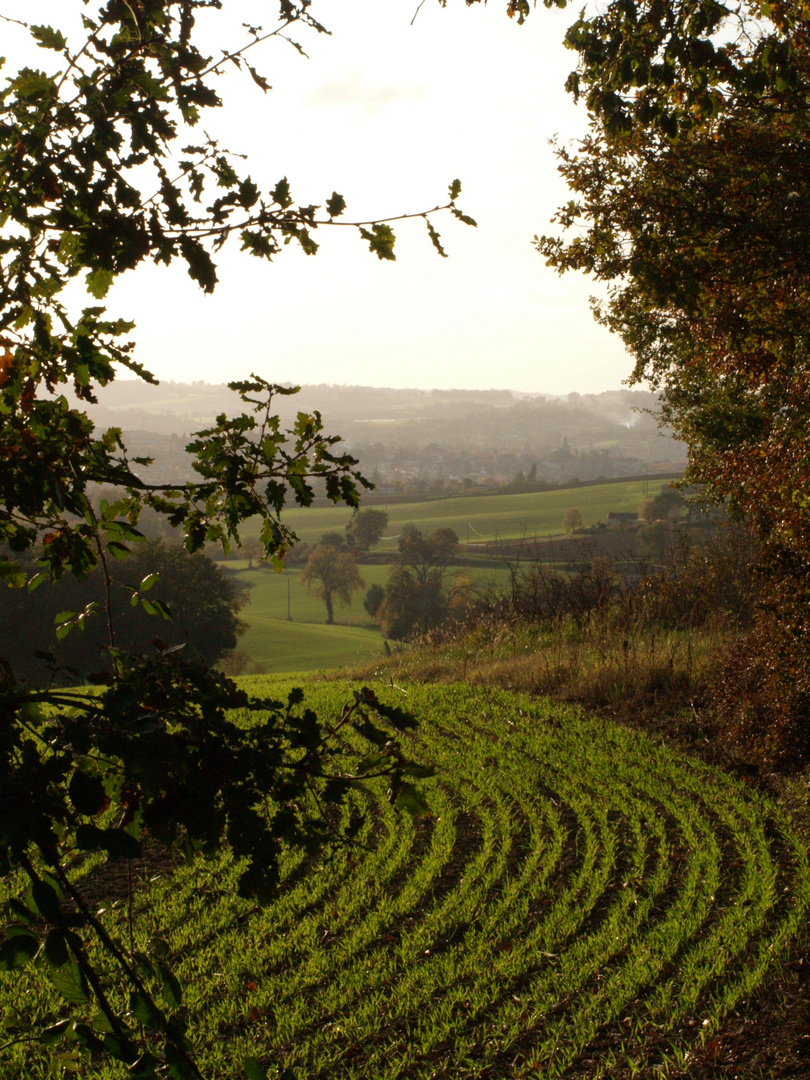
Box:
left=345, top=508, right=389, bottom=552
left=377, top=525, right=465, bottom=639
left=301, top=535, right=365, bottom=624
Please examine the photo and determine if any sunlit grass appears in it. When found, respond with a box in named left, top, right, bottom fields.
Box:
left=235, top=479, right=654, bottom=554
left=230, top=564, right=513, bottom=675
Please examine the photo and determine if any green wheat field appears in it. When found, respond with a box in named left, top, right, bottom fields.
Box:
left=3, top=681, right=807, bottom=1079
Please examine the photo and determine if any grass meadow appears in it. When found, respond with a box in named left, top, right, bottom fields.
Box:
left=226, top=479, right=654, bottom=674
left=228, top=563, right=513, bottom=675
left=236, top=479, right=653, bottom=553
left=228, top=563, right=387, bottom=675
left=2, top=681, right=807, bottom=1079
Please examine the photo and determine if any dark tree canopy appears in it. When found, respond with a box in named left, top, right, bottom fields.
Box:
left=398, top=524, right=460, bottom=581
left=364, top=582, right=386, bottom=619
left=377, top=525, right=463, bottom=640
left=651, top=488, right=686, bottom=523
left=346, top=508, right=389, bottom=552
left=562, top=508, right=582, bottom=534
left=0, top=540, right=248, bottom=685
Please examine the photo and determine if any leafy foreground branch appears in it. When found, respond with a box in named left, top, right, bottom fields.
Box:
left=0, top=4, right=459, bottom=1072
left=0, top=0, right=474, bottom=586
left=0, top=663, right=429, bottom=1078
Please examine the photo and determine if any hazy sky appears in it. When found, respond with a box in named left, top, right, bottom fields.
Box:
left=6, top=1, right=634, bottom=395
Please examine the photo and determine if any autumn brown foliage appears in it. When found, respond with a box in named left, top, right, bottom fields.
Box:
left=535, top=0, right=810, bottom=758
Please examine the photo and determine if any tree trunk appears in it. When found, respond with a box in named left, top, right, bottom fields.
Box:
left=325, top=592, right=334, bottom=624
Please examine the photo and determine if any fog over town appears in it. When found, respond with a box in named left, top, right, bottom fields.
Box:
left=73, top=380, right=686, bottom=494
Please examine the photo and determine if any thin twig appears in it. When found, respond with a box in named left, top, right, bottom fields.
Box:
left=162, top=200, right=456, bottom=238
left=188, top=23, right=289, bottom=84
left=305, top=775, right=325, bottom=817
left=322, top=699, right=361, bottom=742
left=55, top=37, right=97, bottom=96
left=17, top=853, right=134, bottom=1053
left=411, top=0, right=428, bottom=26
left=120, top=0, right=143, bottom=42
left=94, top=531, right=119, bottom=677
left=0, top=1034, right=43, bottom=1053
left=16, top=692, right=99, bottom=709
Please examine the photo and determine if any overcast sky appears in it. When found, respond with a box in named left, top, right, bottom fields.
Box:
left=5, top=1, right=634, bottom=395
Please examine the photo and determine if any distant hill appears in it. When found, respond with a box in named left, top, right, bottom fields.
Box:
left=69, top=381, right=686, bottom=490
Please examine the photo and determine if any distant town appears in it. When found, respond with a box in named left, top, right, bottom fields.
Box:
left=76, top=381, right=686, bottom=497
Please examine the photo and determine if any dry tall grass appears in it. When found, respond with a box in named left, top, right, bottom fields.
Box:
left=354, top=611, right=731, bottom=732
left=348, top=523, right=760, bottom=757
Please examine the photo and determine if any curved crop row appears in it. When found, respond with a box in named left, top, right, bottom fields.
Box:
left=1, top=682, right=807, bottom=1079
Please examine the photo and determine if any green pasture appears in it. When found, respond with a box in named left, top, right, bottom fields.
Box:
left=236, top=478, right=657, bottom=553
left=3, top=682, right=807, bottom=1079
left=228, top=564, right=384, bottom=674
left=230, top=564, right=390, bottom=628
left=238, top=611, right=384, bottom=674
left=229, top=564, right=512, bottom=674
left=229, top=563, right=385, bottom=675
left=225, top=478, right=661, bottom=674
